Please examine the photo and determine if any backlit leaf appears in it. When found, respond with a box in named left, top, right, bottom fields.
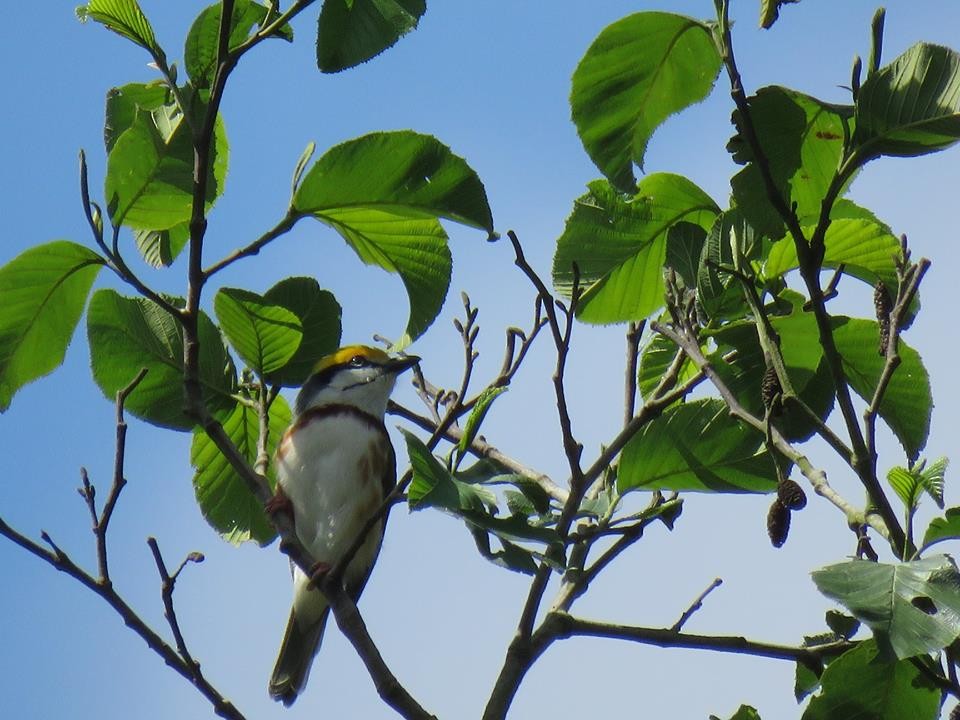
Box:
left=317, top=0, right=425, bottom=73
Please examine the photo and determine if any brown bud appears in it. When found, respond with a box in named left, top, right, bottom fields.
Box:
left=761, top=366, right=783, bottom=416
left=767, top=498, right=791, bottom=548
left=777, top=478, right=807, bottom=510
left=874, top=281, right=893, bottom=355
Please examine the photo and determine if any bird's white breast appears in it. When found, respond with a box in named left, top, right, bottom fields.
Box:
left=276, top=409, right=389, bottom=622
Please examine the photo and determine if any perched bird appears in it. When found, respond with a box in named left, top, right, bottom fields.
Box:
left=267, top=344, right=418, bottom=706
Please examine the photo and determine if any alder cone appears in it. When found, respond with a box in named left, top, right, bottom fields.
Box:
left=874, top=281, right=893, bottom=355
left=761, top=366, right=782, bottom=415
left=778, top=478, right=807, bottom=510
left=767, top=498, right=791, bottom=548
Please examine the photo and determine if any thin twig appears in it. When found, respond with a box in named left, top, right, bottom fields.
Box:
left=671, top=578, right=724, bottom=632
left=147, top=537, right=204, bottom=671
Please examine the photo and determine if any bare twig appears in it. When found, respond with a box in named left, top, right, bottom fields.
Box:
left=545, top=612, right=852, bottom=665
left=147, top=537, right=204, bottom=671
left=624, top=321, right=645, bottom=424
left=671, top=578, right=724, bottom=632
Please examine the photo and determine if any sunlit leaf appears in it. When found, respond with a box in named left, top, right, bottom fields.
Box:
left=317, top=0, right=425, bottom=73
left=553, top=174, right=718, bottom=324
left=78, top=0, right=160, bottom=54
left=571, top=12, right=721, bottom=193
left=87, top=290, right=236, bottom=429
left=214, top=288, right=302, bottom=376
left=0, top=242, right=105, bottom=412
left=853, top=43, right=960, bottom=162
left=618, top=398, right=776, bottom=493
left=191, top=394, right=291, bottom=545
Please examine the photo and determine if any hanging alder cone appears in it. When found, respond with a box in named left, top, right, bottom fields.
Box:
left=874, top=280, right=893, bottom=355
left=761, top=365, right=783, bottom=416
left=777, top=478, right=807, bottom=510
left=767, top=498, right=791, bottom=548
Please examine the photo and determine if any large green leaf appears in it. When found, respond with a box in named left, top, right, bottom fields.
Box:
left=812, top=556, right=960, bottom=660
left=710, top=309, right=834, bottom=442
left=802, top=640, right=939, bottom=720
left=729, top=87, right=852, bottom=236
left=184, top=0, right=293, bottom=88
left=853, top=43, right=960, bottom=162
left=553, top=174, right=718, bottom=324
left=0, top=242, right=105, bottom=412
left=104, top=88, right=228, bottom=231
left=617, top=398, right=777, bottom=493
left=831, top=317, right=930, bottom=461
left=570, top=12, right=721, bottom=193
left=293, top=131, right=490, bottom=344
left=191, top=394, right=291, bottom=545
left=317, top=0, right=425, bottom=73
left=765, top=202, right=901, bottom=289
left=87, top=290, right=236, bottom=430
left=214, top=288, right=302, bottom=377
left=77, top=0, right=160, bottom=54
left=263, top=277, right=342, bottom=386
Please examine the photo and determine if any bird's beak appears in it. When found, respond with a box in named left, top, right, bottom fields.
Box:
left=385, top=354, right=420, bottom=375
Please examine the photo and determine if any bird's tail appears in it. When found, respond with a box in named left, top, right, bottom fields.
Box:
left=268, top=607, right=329, bottom=706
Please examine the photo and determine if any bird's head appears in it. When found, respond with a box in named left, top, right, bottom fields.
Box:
left=294, top=345, right=419, bottom=418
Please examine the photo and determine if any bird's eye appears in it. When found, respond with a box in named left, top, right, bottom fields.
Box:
left=350, top=355, right=365, bottom=367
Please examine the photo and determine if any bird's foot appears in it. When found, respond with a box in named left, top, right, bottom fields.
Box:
left=265, top=485, right=294, bottom=522
left=307, top=561, right=332, bottom=589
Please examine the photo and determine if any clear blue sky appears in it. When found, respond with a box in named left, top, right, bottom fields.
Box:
left=2, top=2, right=959, bottom=718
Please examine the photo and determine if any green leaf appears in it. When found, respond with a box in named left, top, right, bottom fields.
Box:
left=553, top=174, right=718, bottom=324
left=191, top=394, right=291, bottom=545
left=104, top=82, right=171, bottom=152
left=637, top=332, right=695, bottom=402
left=853, top=43, right=960, bottom=162
left=664, top=221, right=707, bottom=289
left=765, top=211, right=902, bottom=290
left=831, top=317, right=931, bottom=462
left=759, top=0, right=800, bottom=29
left=802, top=640, right=939, bottom=720
left=729, top=87, right=852, bottom=236
left=794, top=660, right=822, bottom=703
left=811, top=555, right=960, bottom=660
left=824, top=609, right=860, bottom=640
left=105, top=96, right=228, bottom=230
left=0, top=241, right=105, bottom=412
left=404, top=430, right=560, bottom=547
left=715, top=706, right=761, bottom=720
left=78, top=0, right=160, bottom=54
left=917, top=457, right=947, bottom=509
left=570, top=12, right=721, bottom=193
left=617, top=398, right=777, bottom=494
left=709, top=308, right=835, bottom=442
left=293, top=131, right=491, bottom=344
left=263, top=277, right=342, bottom=386
left=922, top=507, right=960, bottom=551
left=456, top=386, right=507, bottom=465
left=214, top=288, right=302, bottom=376
left=887, top=466, right=921, bottom=510
left=317, top=0, right=425, bottom=73
left=87, top=290, right=236, bottom=430
left=185, top=0, right=293, bottom=88
left=696, top=210, right=755, bottom=322
left=134, top=223, right=190, bottom=268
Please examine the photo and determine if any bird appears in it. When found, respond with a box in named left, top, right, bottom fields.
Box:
left=266, top=344, right=418, bottom=706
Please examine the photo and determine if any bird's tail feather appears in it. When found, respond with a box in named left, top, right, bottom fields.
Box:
left=268, top=607, right=328, bottom=706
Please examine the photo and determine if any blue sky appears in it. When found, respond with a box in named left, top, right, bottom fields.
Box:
left=2, top=2, right=960, bottom=718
